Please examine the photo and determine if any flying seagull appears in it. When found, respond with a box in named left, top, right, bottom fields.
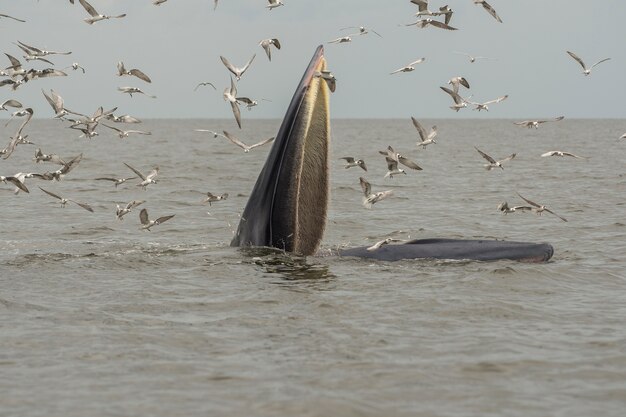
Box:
left=118, top=86, right=156, bottom=98
left=117, top=61, right=152, bottom=83
left=223, top=76, right=242, bottom=128
left=339, top=26, right=382, bottom=37
left=517, top=192, right=568, bottom=222
left=220, top=54, right=256, bottom=81
left=360, top=177, right=393, bottom=209
left=474, top=146, right=516, bottom=170
left=390, top=58, right=425, bottom=74
left=39, top=187, right=94, bottom=212
left=404, top=18, right=457, bottom=30
left=266, top=0, right=284, bottom=11
left=540, top=151, right=588, bottom=159
left=440, top=86, right=468, bottom=112
left=452, top=51, right=496, bottom=63
left=339, top=157, right=367, bottom=171
left=379, top=145, right=422, bottom=171
left=467, top=95, right=508, bottom=111
left=514, top=116, right=564, bottom=128
left=411, top=117, right=437, bottom=148
left=259, top=39, right=281, bottom=61
left=566, top=51, right=611, bottom=76
left=139, top=208, right=175, bottom=231
left=116, top=200, right=144, bottom=220
left=123, top=163, right=159, bottom=189
left=194, top=82, right=216, bottom=91
left=204, top=192, right=229, bottom=205
left=95, top=176, right=137, bottom=187
left=497, top=201, right=532, bottom=215
left=222, top=131, right=275, bottom=152
left=78, top=0, right=126, bottom=24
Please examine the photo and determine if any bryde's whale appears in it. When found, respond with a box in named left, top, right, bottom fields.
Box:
left=231, top=46, right=554, bottom=263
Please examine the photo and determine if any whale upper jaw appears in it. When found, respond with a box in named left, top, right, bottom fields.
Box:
left=231, top=45, right=331, bottom=256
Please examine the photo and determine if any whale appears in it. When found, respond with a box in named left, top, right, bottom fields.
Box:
left=231, top=45, right=554, bottom=263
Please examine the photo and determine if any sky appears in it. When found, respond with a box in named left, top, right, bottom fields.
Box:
left=1, top=0, right=624, bottom=120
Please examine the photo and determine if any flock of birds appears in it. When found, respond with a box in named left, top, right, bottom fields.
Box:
left=0, top=1, right=622, bottom=245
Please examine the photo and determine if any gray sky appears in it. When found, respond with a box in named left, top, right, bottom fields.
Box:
left=1, top=0, right=624, bottom=119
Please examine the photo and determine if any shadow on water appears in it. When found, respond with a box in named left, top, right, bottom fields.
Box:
left=239, top=247, right=336, bottom=289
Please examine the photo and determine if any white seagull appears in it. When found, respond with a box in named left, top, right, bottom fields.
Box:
left=220, top=54, right=256, bottom=81
left=566, top=51, right=611, bottom=76
left=360, top=177, right=393, bottom=209
left=390, top=58, right=426, bottom=74
left=78, top=0, right=126, bottom=24
left=222, top=131, right=275, bottom=153
left=474, top=146, right=516, bottom=170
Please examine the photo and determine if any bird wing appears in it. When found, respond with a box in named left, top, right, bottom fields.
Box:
left=408, top=58, right=425, bottom=66
left=474, top=147, right=496, bottom=164
left=497, top=153, right=516, bottom=164
left=544, top=208, right=568, bottom=222
left=145, top=168, right=159, bottom=181
left=126, top=200, right=145, bottom=210
left=240, top=54, right=256, bottom=75
left=5, top=176, right=29, bottom=193
left=124, top=162, right=146, bottom=180
left=39, top=186, right=62, bottom=200
left=229, top=101, right=242, bottom=129
left=562, top=152, right=587, bottom=159
left=340, top=157, right=356, bottom=163
left=566, top=51, right=586, bottom=70
left=385, top=157, right=398, bottom=172
left=78, top=0, right=99, bottom=17
left=249, top=136, right=275, bottom=149
left=483, top=95, right=508, bottom=105
left=398, top=155, right=422, bottom=170
left=428, top=20, right=457, bottom=30
left=359, top=177, right=371, bottom=196
left=541, top=151, right=557, bottom=157
left=440, top=86, right=464, bottom=104
left=411, top=117, right=427, bottom=141
left=223, top=131, right=248, bottom=150
left=128, top=68, right=152, bottom=83
left=139, top=208, right=149, bottom=225
left=154, top=214, right=175, bottom=225
left=590, top=57, right=611, bottom=69
left=4, top=53, right=22, bottom=69
left=516, top=192, right=541, bottom=209
left=117, top=61, right=126, bottom=75
left=220, top=56, right=238, bottom=77
left=70, top=199, right=94, bottom=212
left=480, top=1, right=502, bottom=22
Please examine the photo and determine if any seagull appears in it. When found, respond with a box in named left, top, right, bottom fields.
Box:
left=139, top=208, right=175, bottom=231
left=328, top=36, right=352, bottom=44
left=16, top=40, right=71, bottom=57
left=448, top=76, right=470, bottom=93
left=124, top=163, right=159, bottom=190
left=438, top=5, right=454, bottom=25
left=314, top=70, right=337, bottom=92
left=517, top=192, right=568, bottom=222
left=220, top=54, right=256, bottom=81
left=95, top=176, right=137, bottom=187
left=453, top=51, right=496, bottom=63
left=116, top=200, right=145, bottom=220
left=390, top=58, right=426, bottom=74
left=195, top=129, right=226, bottom=138
left=118, top=87, right=156, bottom=98
left=473, top=0, right=502, bottom=23
left=497, top=201, right=532, bottom=215
left=153, top=0, right=168, bottom=5
left=383, top=157, right=407, bottom=179
left=339, top=157, right=367, bottom=171
left=367, top=238, right=405, bottom=251
left=105, top=113, right=142, bottom=124
left=3, top=53, right=26, bottom=78
left=0, top=99, right=22, bottom=111
left=339, top=26, right=382, bottom=37
left=223, top=76, right=242, bottom=128
left=467, top=95, right=508, bottom=111
left=0, top=13, right=26, bottom=23
left=440, top=86, right=469, bottom=111
left=266, top=0, right=284, bottom=11
left=360, top=177, right=393, bottom=209
left=1, top=175, right=29, bottom=193
left=379, top=145, right=422, bottom=171
left=236, top=97, right=271, bottom=111
left=35, top=153, right=83, bottom=181
left=24, top=68, right=68, bottom=82
left=404, top=18, right=457, bottom=30
left=204, top=192, right=229, bottom=205
left=102, top=124, right=152, bottom=139
left=541, top=151, right=588, bottom=159
left=2, top=107, right=33, bottom=160
left=514, top=116, right=565, bottom=129
left=117, top=61, right=152, bottom=83
left=566, top=51, right=611, bottom=76
left=222, top=131, right=275, bottom=153
left=64, top=62, right=86, bottom=73
left=34, top=148, right=65, bottom=165
left=411, top=117, right=437, bottom=148
left=78, top=0, right=126, bottom=24
left=194, top=82, right=216, bottom=91
left=474, top=146, right=516, bottom=170
left=6, top=172, right=36, bottom=194
left=411, top=0, right=438, bottom=16
left=42, top=89, right=83, bottom=119
left=259, top=38, right=281, bottom=61
left=620, top=133, right=626, bottom=140
left=39, top=187, right=94, bottom=212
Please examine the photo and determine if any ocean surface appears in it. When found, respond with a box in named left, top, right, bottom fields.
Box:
left=1, top=119, right=625, bottom=417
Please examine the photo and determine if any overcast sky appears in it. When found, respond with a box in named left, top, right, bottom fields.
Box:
left=1, top=0, right=624, bottom=119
